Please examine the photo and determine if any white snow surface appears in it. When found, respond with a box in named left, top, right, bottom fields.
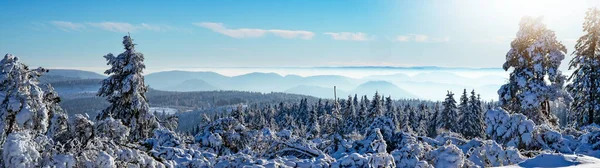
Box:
left=503, top=153, right=600, bottom=168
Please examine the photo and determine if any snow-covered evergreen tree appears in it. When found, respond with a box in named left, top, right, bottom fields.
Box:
left=440, top=91, right=459, bottom=132
left=0, top=54, right=50, bottom=147
left=96, top=35, right=159, bottom=141
left=416, top=104, right=429, bottom=136
left=428, top=102, right=440, bottom=137
left=498, top=16, right=568, bottom=125
left=368, top=92, right=384, bottom=119
left=567, top=8, right=600, bottom=126
left=460, top=90, right=485, bottom=139
left=307, top=109, right=321, bottom=138
left=342, top=95, right=357, bottom=135
left=459, top=89, right=469, bottom=119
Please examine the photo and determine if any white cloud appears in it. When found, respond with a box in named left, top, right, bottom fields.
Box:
left=87, top=22, right=137, bottom=32
left=51, top=21, right=85, bottom=32
left=323, top=32, right=369, bottom=41
left=269, top=29, right=314, bottom=40
left=394, top=34, right=449, bottom=43
left=396, top=35, right=411, bottom=42
left=49, top=21, right=169, bottom=33
left=414, top=34, right=429, bottom=42
left=193, top=22, right=314, bottom=40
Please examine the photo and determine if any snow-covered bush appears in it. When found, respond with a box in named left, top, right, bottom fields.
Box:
left=195, top=117, right=250, bottom=155
left=367, top=116, right=396, bottom=144
left=2, top=131, right=41, bottom=167
left=368, top=139, right=395, bottom=167
left=331, top=153, right=369, bottom=168
left=67, top=114, right=94, bottom=151
left=466, top=140, right=525, bottom=167
left=427, top=140, right=467, bottom=168
left=94, top=151, right=115, bottom=168
left=532, top=124, right=574, bottom=153
left=353, top=128, right=385, bottom=154
left=486, top=108, right=535, bottom=149
left=94, top=117, right=129, bottom=143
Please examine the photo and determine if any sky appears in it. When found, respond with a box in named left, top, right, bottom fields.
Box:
left=1, top=0, right=600, bottom=74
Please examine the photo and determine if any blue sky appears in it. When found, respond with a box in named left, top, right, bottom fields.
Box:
left=1, top=0, right=599, bottom=74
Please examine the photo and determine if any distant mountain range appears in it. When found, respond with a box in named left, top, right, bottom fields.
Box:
left=40, top=69, right=105, bottom=83
left=40, top=68, right=509, bottom=101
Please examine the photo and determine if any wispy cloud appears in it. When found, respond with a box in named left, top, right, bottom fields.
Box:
left=395, top=34, right=450, bottom=43
left=193, top=22, right=314, bottom=40
left=87, top=22, right=136, bottom=32
left=87, top=22, right=167, bottom=33
left=269, top=29, right=314, bottom=40
left=49, top=21, right=170, bottom=33
left=51, top=21, right=86, bottom=32
left=323, top=32, right=370, bottom=41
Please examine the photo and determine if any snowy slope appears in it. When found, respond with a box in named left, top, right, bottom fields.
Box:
left=503, top=154, right=600, bottom=168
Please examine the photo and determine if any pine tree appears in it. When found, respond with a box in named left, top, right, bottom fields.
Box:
left=307, top=109, right=320, bottom=138
left=0, top=54, right=51, bottom=146
left=498, top=16, right=568, bottom=125
left=459, top=90, right=485, bottom=138
left=416, top=103, right=429, bottom=136
left=440, top=91, right=459, bottom=132
left=459, top=89, right=469, bottom=119
left=407, top=104, right=420, bottom=133
left=342, top=95, right=357, bottom=135
left=357, top=96, right=368, bottom=133
left=231, top=104, right=245, bottom=124
left=96, top=35, right=159, bottom=141
left=369, top=92, right=384, bottom=119
left=567, top=8, right=600, bottom=126
left=400, top=105, right=413, bottom=134
left=428, top=102, right=440, bottom=137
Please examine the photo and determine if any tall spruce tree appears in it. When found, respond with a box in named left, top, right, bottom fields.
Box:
left=342, top=95, right=357, bottom=134
left=428, top=102, right=440, bottom=137
left=567, top=8, right=600, bottom=126
left=459, top=89, right=469, bottom=118
left=96, top=35, right=159, bottom=141
left=459, top=90, right=485, bottom=138
left=369, top=92, right=384, bottom=118
left=440, top=91, right=459, bottom=132
left=498, top=16, right=568, bottom=125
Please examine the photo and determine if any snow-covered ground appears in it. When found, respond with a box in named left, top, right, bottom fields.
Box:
left=503, top=154, right=600, bottom=168
left=149, top=107, right=178, bottom=115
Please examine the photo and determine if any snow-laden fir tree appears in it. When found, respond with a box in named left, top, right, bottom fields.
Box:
left=307, top=109, right=320, bottom=139
left=459, top=89, right=469, bottom=119
left=459, top=90, right=485, bottom=139
left=400, top=105, right=413, bottom=134
left=342, top=95, right=357, bottom=135
left=416, top=103, right=429, bottom=136
left=0, top=54, right=50, bottom=147
left=498, top=16, right=568, bottom=125
left=440, top=91, right=459, bottom=132
left=368, top=92, right=384, bottom=119
left=96, top=35, right=159, bottom=141
left=407, top=104, right=418, bottom=132
left=428, top=102, right=440, bottom=137
left=567, top=8, right=600, bottom=126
